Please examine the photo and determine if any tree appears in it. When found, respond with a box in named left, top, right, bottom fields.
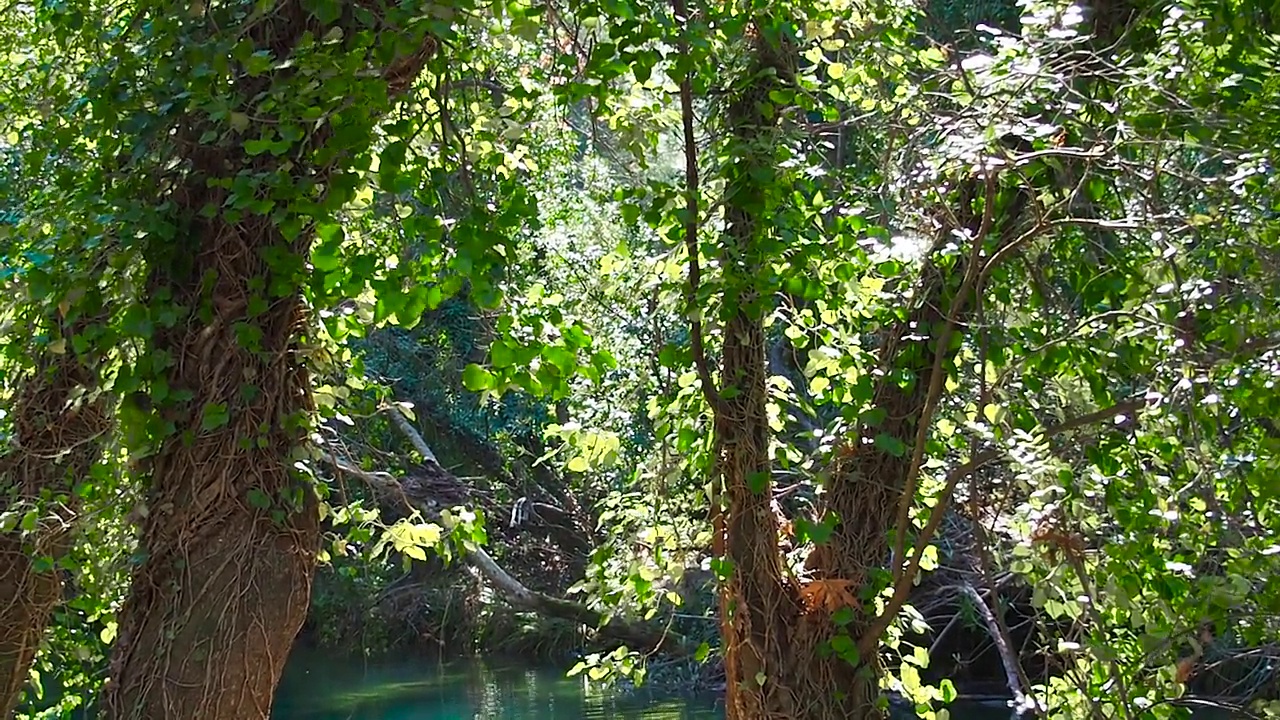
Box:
left=646, top=0, right=1280, bottom=716
left=1, top=0, right=1277, bottom=716
left=94, top=9, right=439, bottom=720
left=0, top=311, right=111, bottom=716
left=0, top=0, right=446, bottom=716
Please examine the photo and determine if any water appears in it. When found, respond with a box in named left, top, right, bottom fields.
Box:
left=272, top=651, right=720, bottom=719
left=272, top=650, right=1246, bottom=719
left=270, top=649, right=1021, bottom=720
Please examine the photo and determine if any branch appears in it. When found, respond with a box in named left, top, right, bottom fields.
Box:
left=674, top=0, right=721, bottom=412
left=891, top=173, right=996, bottom=582
left=387, top=406, right=438, bottom=464
left=859, top=397, right=1143, bottom=657
left=325, top=411, right=693, bottom=657
left=979, top=215, right=1142, bottom=286
left=960, top=583, right=1037, bottom=714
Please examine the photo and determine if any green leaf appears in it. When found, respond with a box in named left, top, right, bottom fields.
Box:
left=201, top=403, right=230, bottom=431
left=247, top=488, right=271, bottom=510
left=982, top=403, right=1004, bottom=425
left=490, top=341, right=514, bottom=368
left=919, top=544, right=939, bottom=572
left=874, top=433, right=907, bottom=457
left=796, top=513, right=838, bottom=545
left=462, top=364, right=494, bottom=392
left=831, top=607, right=855, bottom=627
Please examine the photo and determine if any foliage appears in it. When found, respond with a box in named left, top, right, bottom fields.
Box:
left=0, top=0, right=1278, bottom=716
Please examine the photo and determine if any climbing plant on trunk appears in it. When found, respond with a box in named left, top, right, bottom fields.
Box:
left=0, top=311, right=111, bottom=716
left=13, top=1, right=444, bottom=717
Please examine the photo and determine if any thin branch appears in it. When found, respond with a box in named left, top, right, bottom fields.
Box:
left=859, top=397, right=1143, bottom=657
left=674, top=0, right=721, bottom=411
left=980, top=215, right=1143, bottom=286
left=891, top=172, right=996, bottom=583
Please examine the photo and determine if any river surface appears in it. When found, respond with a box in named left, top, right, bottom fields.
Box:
left=271, top=649, right=1027, bottom=719
left=272, top=649, right=1248, bottom=719
left=272, top=651, right=722, bottom=720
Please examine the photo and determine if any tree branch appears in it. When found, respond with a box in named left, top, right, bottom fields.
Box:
left=323, top=412, right=693, bottom=657
left=890, top=173, right=997, bottom=582
left=859, top=397, right=1143, bottom=657
left=388, top=406, right=438, bottom=464
left=674, top=0, right=721, bottom=412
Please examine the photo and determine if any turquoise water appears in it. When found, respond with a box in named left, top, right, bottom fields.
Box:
left=272, top=652, right=722, bottom=719
left=270, top=651, right=1245, bottom=719
left=270, top=650, right=1022, bottom=719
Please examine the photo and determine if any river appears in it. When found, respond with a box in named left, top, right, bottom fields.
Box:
left=272, top=649, right=1249, bottom=719
left=272, top=651, right=722, bottom=720
left=271, top=649, right=1029, bottom=719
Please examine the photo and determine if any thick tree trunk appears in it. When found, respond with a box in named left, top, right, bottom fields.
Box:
left=714, top=307, right=885, bottom=719
left=101, top=210, right=323, bottom=719
left=0, top=318, right=109, bottom=716
left=706, top=19, right=993, bottom=714
left=715, top=307, right=798, bottom=718
left=100, top=8, right=434, bottom=718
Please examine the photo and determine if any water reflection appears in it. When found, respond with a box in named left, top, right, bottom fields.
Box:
left=272, top=650, right=1243, bottom=720
left=272, top=650, right=721, bottom=720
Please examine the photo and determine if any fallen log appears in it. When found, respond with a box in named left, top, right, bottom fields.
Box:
left=320, top=411, right=693, bottom=658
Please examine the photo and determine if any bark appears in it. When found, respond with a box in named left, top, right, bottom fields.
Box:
left=101, top=9, right=434, bottom=719
left=102, top=220, right=322, bottom=719
left=700, top=20, right=886, bottom=720
left=0, top=316, right=109, bottom=717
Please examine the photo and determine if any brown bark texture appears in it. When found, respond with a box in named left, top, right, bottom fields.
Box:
left=100, top=6, right=434, bottom=718
left=708, top=20, right=994, bottom=718
left=709, top=21, right=885, bottom=720
left=100, top=205, right=323, bottom=720
left=0, top=316, right=109, bottom=717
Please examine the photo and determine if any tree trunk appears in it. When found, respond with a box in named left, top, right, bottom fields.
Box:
left=0, top=314, right=109, bottom=716
left=705, top=18, right=996, bottom=715
left=100, top=9, right=434, bottom=718
left=101, top=208, right=324, bottom=719
left=704, top=19, right=888, bottom=720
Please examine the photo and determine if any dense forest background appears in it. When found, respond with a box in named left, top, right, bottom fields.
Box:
left=0, top=0, right=1277, bottom=716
